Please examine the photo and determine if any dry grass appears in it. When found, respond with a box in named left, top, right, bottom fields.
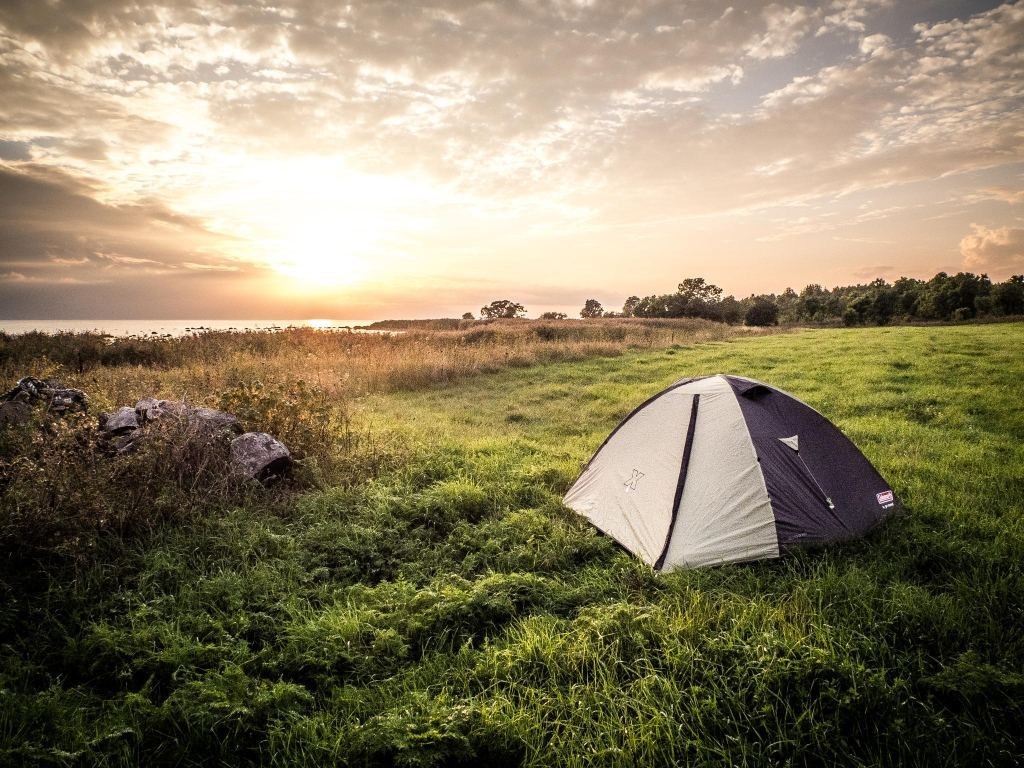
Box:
left=0, top=318, right=758, bottom=560
left=1, top=318, right=758, bottom=414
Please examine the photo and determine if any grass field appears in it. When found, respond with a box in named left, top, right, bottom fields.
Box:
left=1, top=322, right=1023, bottom=766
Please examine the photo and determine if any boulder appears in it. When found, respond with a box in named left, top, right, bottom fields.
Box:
left=134, top=399, right=238, bottom=434
left=134, top=397, right=163, bottom=422
left=189, top=407, right=240, bottom=433
left=230, top=432, right=292, bottom=482
left=46, top=387, right=88, bottom=414
left=100, top=406, right=140, bottom=434
left=135, top=398, right=190, bottom=422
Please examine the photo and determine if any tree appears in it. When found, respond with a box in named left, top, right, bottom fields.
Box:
left=797, top=284, right=829, bottom=321
left=622, top=296, right=640, bottom=317
left=842, top=294, right=872, bottom=326
left=670, top=277, right=724, bottom=318
left=718, top=295, right=744, bottom=324
left=745, top=297, right=779, bottom=326
left=677, top=277, right=723, bottom=304
left=539, top=311, right=567, bottom=320
left=992, top=275, right=1024, bottom=315
left=917, top=272, right=991, bottom=320
left=892, top=277, right=924, bottom=317
left=480, top=300, right=526, bottom=319
left=461, top=312, right=475, bottom=320
left=580, top=299, right=604, bottom=318
left=632, top=294, right=671, bottom=318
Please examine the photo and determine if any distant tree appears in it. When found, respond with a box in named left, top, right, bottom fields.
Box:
left=992, top=275, right=1024, bottom=315
left=868, top=280, right=898, bottom=325
left=796, top=284, right=829, bottom=321
left=842, top=294, right=872, bottom=326
left=718, top=295, right=744, bottom=324
left=539, top=311, right=567, bottom=320
left=616, top=269, right=1013, bottom=328
left=775, top=287, right=799, bottom=323
left=677, top=277, right=723, bottom=304
left=580, top=299, right=604, bottom=318
left=632, top=294, right=671, bottom=318
left=745, top=297, right=779, bottom=326
left=461, top=312, right=475, bottom=320
left=670, top=277, right=724, bottom=318
left=917, top=272, right=991, bottom=320
left=480, top=300, right=526, bottom=319
left=892, top=277, right=925, bottom=317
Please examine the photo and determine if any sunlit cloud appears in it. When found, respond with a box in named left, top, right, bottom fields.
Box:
left=1, top=0, right=1022, bottom=318
left=961, top=224, right=1024, bottom=274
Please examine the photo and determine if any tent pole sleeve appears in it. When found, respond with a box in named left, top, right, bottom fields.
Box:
left=654, top=394, right=700, bottom=571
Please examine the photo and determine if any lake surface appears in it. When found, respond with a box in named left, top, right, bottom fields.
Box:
left=0, top=319, right=378, bottom=337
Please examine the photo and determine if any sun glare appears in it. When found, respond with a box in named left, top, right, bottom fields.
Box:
left=269, top=219, right=374, bottom=288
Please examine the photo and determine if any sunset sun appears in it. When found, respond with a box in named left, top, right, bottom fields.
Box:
left=267, top=219, right=375, bottom=289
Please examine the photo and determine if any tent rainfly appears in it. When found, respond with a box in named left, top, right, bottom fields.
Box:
left=563, top=374, right=900, bottom=570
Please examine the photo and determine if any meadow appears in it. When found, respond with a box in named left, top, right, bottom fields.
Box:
left=1, top=321, right=1022, bottom=766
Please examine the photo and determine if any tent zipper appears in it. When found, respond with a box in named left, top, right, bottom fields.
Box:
left=797, top=452, right=834, bottom=510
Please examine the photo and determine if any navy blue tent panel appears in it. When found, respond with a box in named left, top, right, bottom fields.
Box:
left=726, top=376, right=897, bottom=549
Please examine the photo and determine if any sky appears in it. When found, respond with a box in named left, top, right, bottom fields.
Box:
left=0, top=0, right=1022, bottom=320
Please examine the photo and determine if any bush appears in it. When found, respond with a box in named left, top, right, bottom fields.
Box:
left=745, top=298, right=780, bottom=326
left=0, top=412, right=245, bottom=561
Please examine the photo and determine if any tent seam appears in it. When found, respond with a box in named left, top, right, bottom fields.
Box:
left=654, top=394, right=700, bottom=571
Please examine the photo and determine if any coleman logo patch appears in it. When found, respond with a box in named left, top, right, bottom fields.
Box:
left=876, top=490, right=894, bottom=506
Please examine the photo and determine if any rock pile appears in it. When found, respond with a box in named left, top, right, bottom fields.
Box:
left=98, top=397, right=292, bottom=482
left=0, top=376, right=88, bottom=426
left=2, top=377, right=292, bottom=484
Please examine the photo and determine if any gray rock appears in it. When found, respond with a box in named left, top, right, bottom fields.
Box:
left=0, top=400, right=31, bottom=427
left=2, top=377, right=45, bottom=403
left=230, top=432, right=291, bottom=481
left=47, top=387, right=87, bottom=414
left=135, top=398, right=188, bottom=422
left=190, top=407, right=240, bottom=433
left=100, top=406, right=139, bottom=434
left=135, top=397, right=162, bottom=421
left=134, top=399, right=238, bottom=434
left=2, top=376, right=87, bottom=414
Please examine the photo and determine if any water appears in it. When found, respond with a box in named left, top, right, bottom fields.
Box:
left=0, top=319, right=379, bottom=337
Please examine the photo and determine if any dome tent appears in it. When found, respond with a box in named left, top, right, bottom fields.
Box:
left=563, top=375, right=900, bottom=570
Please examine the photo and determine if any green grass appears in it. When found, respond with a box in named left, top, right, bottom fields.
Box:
left=2, top=323, right=1023, bottom=766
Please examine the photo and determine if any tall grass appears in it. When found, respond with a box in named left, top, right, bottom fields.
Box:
left=0, top=318, right=745, bottom=403
left=0, top=319, right=744, bottom=561
left=0, top=322, right=1021, bottom=766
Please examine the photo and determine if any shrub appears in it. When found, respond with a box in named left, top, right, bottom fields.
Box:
left=0, top=411, right=252, bottom=562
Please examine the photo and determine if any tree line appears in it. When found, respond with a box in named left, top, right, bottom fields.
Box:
left=473, top=272, right=1024, bottom=326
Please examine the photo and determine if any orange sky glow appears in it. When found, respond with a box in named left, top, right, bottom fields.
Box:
left=1, top=0, right=1021, bottom=319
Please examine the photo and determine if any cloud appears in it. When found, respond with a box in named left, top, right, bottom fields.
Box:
left=0, top=163, right=266, bottom=315
left=973, top=186, right=1024, bottom=205
left=0, top=1, right=1022, bottom=315
left=960, top=224, right=1024, bottom=276
left=851, top=264, right=896, bottom=280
